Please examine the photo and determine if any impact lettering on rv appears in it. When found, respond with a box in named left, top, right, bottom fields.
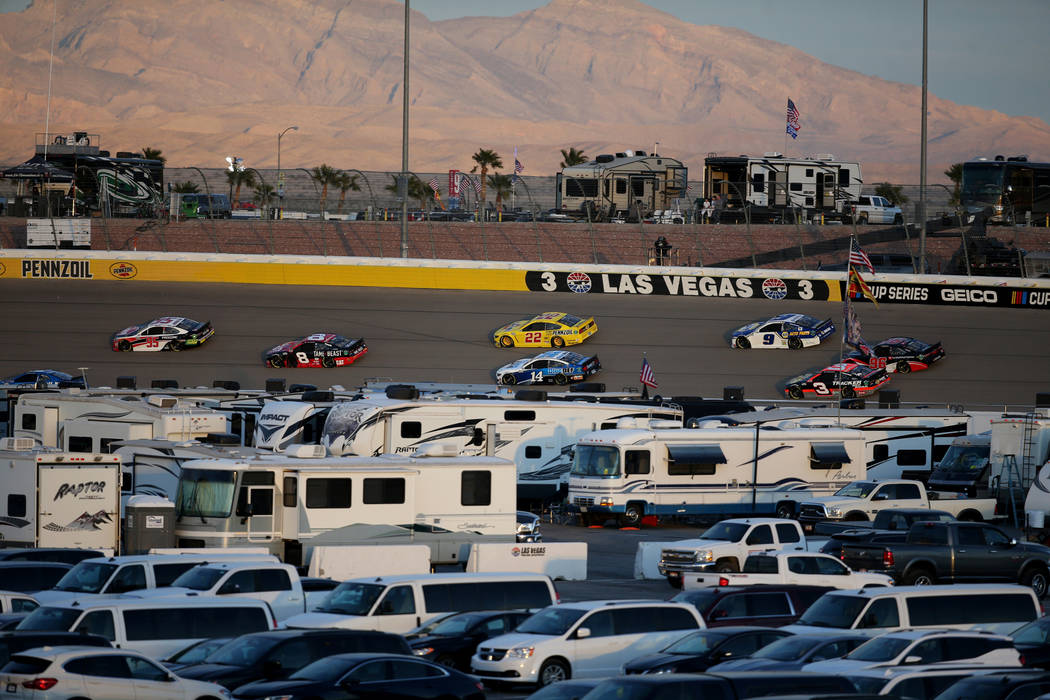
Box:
left=54, top=481, right=107, bottom=500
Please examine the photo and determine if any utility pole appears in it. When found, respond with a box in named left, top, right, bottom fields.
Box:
left=919, top=0, right=928, bottom=273
left=400, top=0, right=410, bottom=258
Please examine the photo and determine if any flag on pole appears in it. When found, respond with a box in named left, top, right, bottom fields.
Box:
left=848, top=267, right=879, bottom=306
left=640, top=356, right=658, bottom=388
left=843, top=297, right=873, bottom=356
left=514, top=157, right=524, bottom=175
left=427, top=177, right=440, bottom=193
left=462, top=173, right=481, bottom=195
left=786, top=98, right=801, bottom=140
left=849, top=240, right=876, bottom=274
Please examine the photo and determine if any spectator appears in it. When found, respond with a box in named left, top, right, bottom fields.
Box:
left=712, top=194, right=724, bottom=224
left=701, top=198, right=713, bottom=223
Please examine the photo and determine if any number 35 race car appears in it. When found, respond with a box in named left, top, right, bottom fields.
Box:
left=493, top=312, right=597, bottom=348
left=730, top=313, right=835, bottom=349
left=495, top=350, right=601, bottom=386
left=263, top=333, right=367, bottom=368
left=112, top=317, right=214, bottom=352
left=784, top=362, right=890, bottom=399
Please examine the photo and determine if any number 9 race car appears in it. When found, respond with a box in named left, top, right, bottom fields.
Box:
left=730, top=313, right=835, bottom=349
left=112, top=317, right=214, bottom=352
left=495, top=350, right=601, bottom=386
left=784, top=362, right=890, bottom=400
left=493, top=312, right=597, bottom=348
left=263, top=333, right=367, bottom=368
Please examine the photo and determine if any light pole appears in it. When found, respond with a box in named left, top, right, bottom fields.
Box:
left=400, top=0, right=410, bottom=257
left=277, top=125, right=298, bottom=218
left=919, top=0, right=928, bottom=274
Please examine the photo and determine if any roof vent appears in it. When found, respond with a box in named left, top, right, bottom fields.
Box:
left=147, top=395, right=178, bottom=409
left=286, top=444, right=326, bottom=459
left=1, top=437, right=35, bottom=451
left=763, top=152, right=784, bottom=158
left=595, top=154, right=615, bottom=163
left=301, top=390, right=335, bottom=403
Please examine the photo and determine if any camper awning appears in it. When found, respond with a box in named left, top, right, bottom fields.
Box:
left=811, top=443, right=851, bottom=465
left=2, top=155, right=74, bottom=182
left=668, top=444, right=728, bottom=465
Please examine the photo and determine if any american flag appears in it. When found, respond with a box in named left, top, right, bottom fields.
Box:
left=514, top=158, right=524, bottom=174
left=427, top=177, right=440, bottom=193
left=786, top=98, right=801, bottom=140
left=849, top=240, right=875, bottom=274
left=640, top=356, right=658, bottom=388
left=462, top=174, right=481, bottom=195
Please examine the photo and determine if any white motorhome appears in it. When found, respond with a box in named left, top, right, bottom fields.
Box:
left=0, top=437, right=120, bottom=550
left=567, top=423, right=866, bottom=526
left=322, top=390, right=683, bottom=504
left=13, top=392, right=229, bottom=453
left=172, top=450, right=518, bottom=568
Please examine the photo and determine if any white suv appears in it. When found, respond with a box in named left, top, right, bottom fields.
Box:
left=803, top=629, right=1021, bottom=673
left=471, top=599, right=703, bottom=687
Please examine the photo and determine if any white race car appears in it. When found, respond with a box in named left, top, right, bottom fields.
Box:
left=730, top=313, right=835, bottom=349
left=111, top=316, right=215, bottom=352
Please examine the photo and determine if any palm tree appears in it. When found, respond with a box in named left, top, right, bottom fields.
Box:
left=487, top=173, right=514, bottom=215
left=335, top=172, right=360, bottom=213
left=173, top=181, right=199, bottom=193
left=559, top=147, right=587, bottom=168
left=470, top=148, right=502, bottom=212
left=253, top=183, right=276, bottom=215
left=385, top=175, right=431, bottom=211
left=944, top=163, right=963, bottom=207
left=310, top=164, right=342, bottom=213
left=141, top=147, right=166, bottom=164
left=226, top=169, right=256, bottom=208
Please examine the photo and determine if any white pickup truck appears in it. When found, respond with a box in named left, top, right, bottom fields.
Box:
left=797, top=479, right=997, bottom=531
left=681, top=551, right=894, bottom=590
left=658, top=518, right=807, bottom=587
left=847, top=195, right=903, bottom=225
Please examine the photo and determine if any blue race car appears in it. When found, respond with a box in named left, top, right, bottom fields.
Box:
left=0, top=369, right=85, bottom=389
left=496, top=350, right=601, bottom=386
left=730, top=313, right=835, bottom=349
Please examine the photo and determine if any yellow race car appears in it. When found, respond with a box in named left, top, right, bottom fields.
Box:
left=493, top=312, right=598, bottom=348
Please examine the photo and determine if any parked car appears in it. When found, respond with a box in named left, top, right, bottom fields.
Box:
left=683, top=551, right=892, bottom=590
left=580, top=671, right=858, bottom=700
left=160, top=637, right=234, bottom=672
left=0, top=562, right=71, bottom=594
left=623, top=626, right=793, bottom=674
left=708, top=633, right=867, bottom=671
left=803, top=629, right=1020, bottom=673
left=846, top=664, right=1031, bottom=700
left=0, top=548, right=104, bottom=565
left=517, top=511, right=543, bottom=543
left=672, top=585, right=831, bottom=628
left=230, top=652, right=485, bottom=700
left=0, top=630, right=110, bottom=666
left=408, top=609, right=532, bottom=671
left=0, top=370, right=85, bottom=390
left=0, top=592, right=37, bottom=616
left=932, top=670, right=1050, bottom=700
left=524, top=678, right=604, bottom=700
left=1010, top=617, right=1050, bottom=669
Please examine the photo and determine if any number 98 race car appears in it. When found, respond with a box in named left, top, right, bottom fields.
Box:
left=112, top=317, right=214, bottom=352
left=784, top=362, right=890, bottom=400
left=730, top=313, right=835, bottom=349
left=264, top=333, right=367, bottom=368
left=495, top=350, right=601, bottom=386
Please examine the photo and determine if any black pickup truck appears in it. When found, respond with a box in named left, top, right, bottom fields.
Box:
left=841, top=521, right=1050, bottom=597
left=817, top=509, right=956, bottom=558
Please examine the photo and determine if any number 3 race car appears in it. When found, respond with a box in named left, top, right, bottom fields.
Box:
left=112, top=317, right=214, bottom=352
left=843, top=337, right=945, bottom=374
left=730, top=313, right=835, bottom=349
left=493, top=312, right=597, bottom=348
left=263, top=333, right=367, bottom=368
left=784, top=362, right=890, bottom=400
left=495, top=350, right=601, bottom=386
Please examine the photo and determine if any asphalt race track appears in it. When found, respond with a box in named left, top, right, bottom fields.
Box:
left=2, top=280, right=1048, bottom=407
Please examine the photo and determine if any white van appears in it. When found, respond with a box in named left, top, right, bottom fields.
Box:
left=781, top=584, right=1040, bottom=637
left=471, top=599, right=704, bottom=687
left=14, top=597, right=277, bottom=659
left=284, top=573, right=558, bottom=634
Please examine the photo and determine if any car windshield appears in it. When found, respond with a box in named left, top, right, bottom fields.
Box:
left=164, top=638, right=233, bottom=664
left=663, top=630, right=729, bottom=655
left=170, top=567, right=225, bottom=591
left=847, top=677, right=890, bottom=694
left=570, top=445, right=621, bottom=478
left=560, top=314, right=583, bottom=326
left=427, top=613, right=486, bottom=636
left=795, top=595, right=868, bottom=629
left=1012, top=620, right=1050, bottom=645
left=846, top=636, right=912, bottom=661
left=330, top=336, right=359, bottom=349
left=752, top=635, right=821, bottom=661
left=176, top=319, right=198, bottom=331
left=699, top=522, right=748, bottom=542
left=206, top=635, right=281, bottom=667
left=933, top=445, right=989, bottom=476
left=315, top=582, right=384, bottom=616
left=516, top=607, right=587, bottom=636
left=54, top=562, right=117, bottom=593
left=175, top=468, right=237, bottom=519
left=289, top=656, right=356, bottom=683
left=834, top=482, right=877, bottom=498
left=15, top=606, right=81, bottom=632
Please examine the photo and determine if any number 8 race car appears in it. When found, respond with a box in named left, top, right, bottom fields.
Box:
left=263, top=333, right=367, bottom=368
left=783, top=362, right=890, bottom=400
left=112, top=317, right=214, bottom=352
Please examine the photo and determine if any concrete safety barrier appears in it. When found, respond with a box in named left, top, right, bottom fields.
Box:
left=465, top=542, right=587, bottom=580
left=307, top=544, right=431, bottom=580
left=634, top=541, right=678, bottom=580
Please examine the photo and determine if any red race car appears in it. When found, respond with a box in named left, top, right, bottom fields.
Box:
left=784, top=362, right=890, bottom=400
left=263, top=333, right=367, bottom=368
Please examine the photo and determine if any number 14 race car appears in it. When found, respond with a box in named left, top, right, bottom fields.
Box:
left=495, top=350, right=601, bottom=386
left=112, top=317, right=214, bottom=352
left=784, top=362, right=890, bottom=400
left=263, top=333, right=367, bottom=368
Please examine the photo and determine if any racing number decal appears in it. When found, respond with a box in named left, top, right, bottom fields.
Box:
left=531, top=371, right=543, bottom=382
left=524, top=332, right=542, bottom=343
left=296, top=352, right=310, bottom=365
left=762, top=334, right=775, bottom=345
left=868, top=358, right=888, bottom=369
left=145, top=337, right=160, bottom=348
left=812, top=381, right=831, bottom=395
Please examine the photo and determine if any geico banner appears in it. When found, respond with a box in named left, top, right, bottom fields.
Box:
left=524, top=271, right=836, bottom=301
left=843, top=281, right=1050, bottom=309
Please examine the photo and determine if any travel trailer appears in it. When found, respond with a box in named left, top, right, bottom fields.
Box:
left=556, top=150, right=688, bottom=221
left=703, top=153, right=862, bottom=222
left=567, top=423, right=866, bottom=526
left=0, top=437, right=120, bottom=550
left=321, top=389, right=683, bottom=504
left=172, top=450, right=517, bottom=567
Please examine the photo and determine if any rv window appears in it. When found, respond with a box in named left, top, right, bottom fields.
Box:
left=401, top=422, right=422, bottom=439
left=242, top=472, right=275, bottom=486
left=21, top=413, right=36, bottom=430
left=363, top=478, right=406, bottom=504
left=99, top=438, right=120, bottom=453
left=790, top=183, right=803, bottom=192
left=631, top=178, right=645, bottom=197
left=625, top=450, right=651, bottom=475
left=504, top=410, right=536, bottom=421
left=839, top=168, right=851, bottom=186
left=667, top=445, right=726, bottom=476
left=897, top=449, right=927, bottom=467
left=306, top=478, right=351, bottom=508
left=230, top=413, right=243, bottom=440
left=565, top=178, right=598, bottom=198
left=873, top=444, right=889, bottom=462
left=616, top=179, right=627, bottom=194
left=283, top=477, right=297, bottom=508
left=811, top=443, right=850, bottom=469
left=7, top=494, right=26, bottom=519
left=525, top=445, right=541, bottom=459
left=752, top=172, right=765, bottom=193
left=67, top=435, right=93, bottom=452
left=461, top=470, right=492, bottom=506
left=805, top=196, right=814, bottom=206
left=805, top=169, right=814, bottom=177
left=603, top=180, right=609, bottom=197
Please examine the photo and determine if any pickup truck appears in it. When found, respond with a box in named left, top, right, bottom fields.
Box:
left=681, top=551, right=893, bottom=590
left=841, top=521, right=1050, bottom=597
left=845, top=195, right=903, bottom=225
left=658, top=518, right=807, bottom=588
left=817, top=509, right=957, bottom=559
left=797, top=480, right=996, bottom=531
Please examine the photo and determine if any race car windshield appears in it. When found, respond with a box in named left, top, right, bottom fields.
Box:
left=834, top=482, right=877, bottom=498
left=798, top=315, right=822, bottom=326
left=699, top=522, right=749, bottom=542
left=330, top=336, right=359, bottom=348
left=176, top=319, right=198, bottom=330
left=560, top=314, right=583, bottom=326
left=571, top=445, right=620, bottom=478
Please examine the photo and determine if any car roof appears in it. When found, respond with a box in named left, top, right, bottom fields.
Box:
left=557, top=599, right=691, bottom=611
left=0, top=561, right=70, bottom=569
left=189, top=561, right=287, bottom=572
left=871, top=628, right=1010, bottom=641
left=345, top=573, right=551, bottom=584
left=44, top=596, right=273, bottom=611
left=845, top=664, right=1024, bottom=679
left=12, top=645, right=141, bottom=661
left=827, top=584, right=1034, bottom=597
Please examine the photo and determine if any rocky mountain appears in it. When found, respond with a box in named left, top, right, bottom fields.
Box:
left=0, top=0, right=1046, bottom=183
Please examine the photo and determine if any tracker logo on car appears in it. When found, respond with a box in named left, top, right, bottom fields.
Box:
left=109, top=262, right=138, bottom=279
left=762, top=278, right=788, bottom=300
left=566, top=271, right=592, bottom=293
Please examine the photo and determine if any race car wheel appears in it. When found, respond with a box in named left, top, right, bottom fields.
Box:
left=788, top=386, right=804, bottom=400
left=842, top=387, right=856, bottom=398
left=788, top=337, right=803, bottom=350
left=501, top=375, right=517, bottom=385
left=322, top=358, right=336, bottom=368
left=499, top=335, right=514, bottom=348
left=551, top=336, right=566, bottom=348
left=896, top=362, right=911, bottom=374
left=267, top=356, right=283, bottom=368
left=118, top=340, right=131, bottom=352
left=735, top=337, right=751, bottom=349
left=168, top=341, right=183, bottom=352
left=554, top=374, right=569, bottom=385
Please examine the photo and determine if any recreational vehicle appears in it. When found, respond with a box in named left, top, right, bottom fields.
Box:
left=703, top=153, right=862, bottom=222
left=0, top=437, right=120, bottom=550
left=321, top=390, right=683, bottom=504
left=567, top=423, right=866, bottom=526
left=556, top=151, right=688, bottom=221
left=172, top=451, right=517, bottom=567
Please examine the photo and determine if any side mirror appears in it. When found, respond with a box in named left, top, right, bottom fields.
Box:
left=873, top=493, right=889, bottom=501
left=903, top=655, right=922, bottom=665
left=1009, top=538, right=1019, bottom=547
left=575, top=627, right=591, bottom=639
left=165, top=673, right=177, bottom=683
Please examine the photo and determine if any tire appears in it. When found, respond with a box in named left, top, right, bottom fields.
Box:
left=776, top=502, right=795, bottom=519
left=896, top=362, right=911, bottom=374
left=842, top=387, right=856, bottom=399
left=554, top=374, right=569, bottom=385
left=621, top=504, right=644, bottom=527
left=903, top=568, right=936, bottom=586
left=321, top=357, right=335, bottom=368
left=788, top=337, right=803, bottom=350
left=551, top=336, right=566, bottom=348
left=788, top=386, right=804, bottom=400
left=267, top=356, right=283, bottom=368
left=499, top=335, right=514, bottom=348
left=1022, top=568, right=1049, bottom=599
left=957, top=509, right=983, bottom=522
left=735, top=337, right=751, bottom=349
left=118, top=340, right=131, bottom=352
left=715, top=559, right=739, bottom=573
left=501, top=374, right=517, bottom=385
left=538, top=659, right=570, bottom=687
left=168, top=341, right=182, bottom=352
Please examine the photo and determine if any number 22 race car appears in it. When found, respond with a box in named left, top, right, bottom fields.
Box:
left=111, top=317, right=214, bottom=352
left=492, top=312, right=597, bottom=348
left=263, top=333, right=367, bottom=368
